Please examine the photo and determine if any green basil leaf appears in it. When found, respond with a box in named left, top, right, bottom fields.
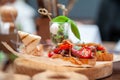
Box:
left=52, top=16, right=69, bottom=22
left=69, top=20, right=81, bottom=40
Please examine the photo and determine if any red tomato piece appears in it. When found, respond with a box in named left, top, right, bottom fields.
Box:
left=48, top=51, right=55, bottom=57
left=97, top=46, right=105, bottom=51
left=72, top=47, right=93, bottom=59
left=53, top=42, right=72, bottom=54
left=79, top=47, right=93, bottom=58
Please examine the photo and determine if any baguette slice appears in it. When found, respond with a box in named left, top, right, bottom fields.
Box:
left=96, top=53, right=113, bottom=61
left=18, top=31, right=41, bottom=54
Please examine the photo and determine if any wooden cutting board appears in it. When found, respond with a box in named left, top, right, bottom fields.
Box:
left=32, top=70, right=89, bottom=80
left=14, top=57, right=113, bottom=80
left=0, top=71, right=31, bottom=80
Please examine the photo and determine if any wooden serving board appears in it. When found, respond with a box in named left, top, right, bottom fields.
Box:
left=0, top=71, right=31, bottom=80
left=14, top=57, right=113, bottom=80
left=32, top=70, right=89, bottom=80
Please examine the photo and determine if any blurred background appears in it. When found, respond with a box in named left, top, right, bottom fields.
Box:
left=1, top=0, right=119, bottom=41
left=0, top=0, right=120, bottom=72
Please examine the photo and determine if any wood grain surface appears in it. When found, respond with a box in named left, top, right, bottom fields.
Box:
left=14, top=57, right=113, bottom=80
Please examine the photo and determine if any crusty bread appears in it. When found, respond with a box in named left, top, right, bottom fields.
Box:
left=32, top=70, right=88, bottom=80
left=96, top=53, right=113, bottom=61
left=51, top=54, right=96, bottom=66
left=18, top=31, right=41, bottom=54
left=30, top=44, right=43, bottom=56
left=14, top=57, right=113, bottom=80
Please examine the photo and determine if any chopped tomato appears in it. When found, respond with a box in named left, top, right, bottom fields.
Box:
left=79, top=47, right=93, bottom=58
left=53, top=48, right=61, bottom=53
left=53, top=41, right=72, bottom=54
left=72, top=47, right=93, bottom=59
left=48, top=51, right=55, bottom=57
left=97, top=46, right=105, bottom=51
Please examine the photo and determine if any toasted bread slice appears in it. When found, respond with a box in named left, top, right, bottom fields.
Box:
left=96, top=53, right=113, bottom=61
left=18, top=31, right=41, bottom=54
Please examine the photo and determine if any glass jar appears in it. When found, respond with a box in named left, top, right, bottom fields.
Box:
left=50, top=22, right=70, bottom=45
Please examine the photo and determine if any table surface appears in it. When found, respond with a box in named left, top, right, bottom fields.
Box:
left=100, top=61, right=120, bottom=80
left=98, top=41, right=120, bottom=80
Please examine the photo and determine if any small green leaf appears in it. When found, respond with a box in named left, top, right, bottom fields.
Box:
left=52, top=16, right=69, bottom=22
left=97, top=51, right=102, bottom=55
left=0, top=52, right=6, bottom=62
left=69, top=20, right=81, bottom=40
left=8, top=54, right=17, bottom=61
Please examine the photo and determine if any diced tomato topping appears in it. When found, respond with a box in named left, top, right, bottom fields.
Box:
left=53, top=48, right=61, bottom=53
left=72, top=47, right=93, bottom=59
left=79, top=47, right=93, bottom=58
left=53, top=41, right=72, bottom=54
left=48, top=51, right=55, bottom=57
left=59, top=44, right=72, bottom=50
left=97, top=46, right=105, bottom=51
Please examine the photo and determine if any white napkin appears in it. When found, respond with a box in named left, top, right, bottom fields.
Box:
left=114, top=40, right=120, bottom=51
left=0, top=22, right=10, bottom=34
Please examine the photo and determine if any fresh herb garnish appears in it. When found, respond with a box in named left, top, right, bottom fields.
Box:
left=52, top=16, right=81, bottom=40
